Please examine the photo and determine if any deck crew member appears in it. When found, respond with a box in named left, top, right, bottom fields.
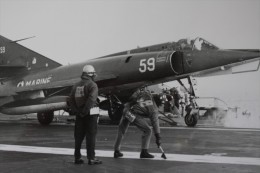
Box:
left=68, top=65, right=102, bottom=165
left=114, top=87, right=161, bottom=159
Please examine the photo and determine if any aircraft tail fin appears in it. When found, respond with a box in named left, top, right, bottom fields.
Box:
left=0, top=35, right=61, bottom=79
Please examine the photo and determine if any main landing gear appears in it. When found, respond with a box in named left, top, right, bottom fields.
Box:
left=99, top=95, right=123, bottom=124
left=37, top=111, right=54, bottom=125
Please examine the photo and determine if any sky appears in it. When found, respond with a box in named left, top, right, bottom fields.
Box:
left=0, top=0, right=260, bottom=114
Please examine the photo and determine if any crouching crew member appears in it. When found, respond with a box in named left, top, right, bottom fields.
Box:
left=68, top=65, right=102, bottom=165
left=114, top=87, right=161, bottom=159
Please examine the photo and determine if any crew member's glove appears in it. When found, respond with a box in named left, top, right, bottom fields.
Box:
left=155, top=133, right=161, bottom=148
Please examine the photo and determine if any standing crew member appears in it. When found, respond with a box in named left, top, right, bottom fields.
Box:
left=170, top=87, right=181, bottom=109
left=114, top=88, right=161, bottom=159
left=68, top=65, right=102, bottom=165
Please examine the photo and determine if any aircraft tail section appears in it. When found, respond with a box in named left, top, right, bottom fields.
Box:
left=0, top=35, right=61, bottom=79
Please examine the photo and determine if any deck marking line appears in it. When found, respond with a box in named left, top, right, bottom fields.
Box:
left=0, top=144, right=260, bottom=166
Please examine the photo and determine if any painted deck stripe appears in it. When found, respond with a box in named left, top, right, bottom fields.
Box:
left=0, top=144, right=260, bottom=166
left=159, top=126, right=260, bottom=132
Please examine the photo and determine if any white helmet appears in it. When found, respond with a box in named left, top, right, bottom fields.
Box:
left=83, top=65, right=96, bottom=76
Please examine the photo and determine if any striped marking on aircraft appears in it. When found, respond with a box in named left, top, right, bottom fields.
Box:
left=0, top=144, right=260, bottom=166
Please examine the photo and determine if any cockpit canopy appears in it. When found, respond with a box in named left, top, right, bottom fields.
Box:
left=177, top=37, right=219, bottom=51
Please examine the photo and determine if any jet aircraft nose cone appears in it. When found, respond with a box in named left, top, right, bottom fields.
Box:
left=231, top=49, right=260, bottom=61
left=211, top=49, right=260, bottom=63
left=183, top=49, right=260, bottom=73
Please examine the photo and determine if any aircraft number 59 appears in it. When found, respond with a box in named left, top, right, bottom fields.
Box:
left=139, top=57, right=155, bottom=73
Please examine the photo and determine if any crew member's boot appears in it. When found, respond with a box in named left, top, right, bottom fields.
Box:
left=88, top=158, right=102, bottom=165
left=74, top=158, right=84, bottom=164
left=140, top=149, right=154, bottom=158
left=114, top=150, right=123, bottom=158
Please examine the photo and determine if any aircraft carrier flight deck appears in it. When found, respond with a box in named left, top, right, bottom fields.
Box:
left=0, top=114, right=259, bottom=173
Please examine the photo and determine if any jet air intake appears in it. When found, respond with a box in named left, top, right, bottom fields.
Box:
left=170, top=51, right=184, bottom=74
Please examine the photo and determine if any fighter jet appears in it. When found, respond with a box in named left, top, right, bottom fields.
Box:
left=0, top=35, right=259, bottom=126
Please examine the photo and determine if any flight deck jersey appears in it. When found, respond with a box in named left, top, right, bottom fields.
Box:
left=129, top=90, right=160, bottom=134
left=69, top=74, right=98, bottom=116
left=74, top=86, right=86, bottom=108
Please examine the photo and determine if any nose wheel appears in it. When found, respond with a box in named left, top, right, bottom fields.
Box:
left=184, top=109, right=198, bottom=127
